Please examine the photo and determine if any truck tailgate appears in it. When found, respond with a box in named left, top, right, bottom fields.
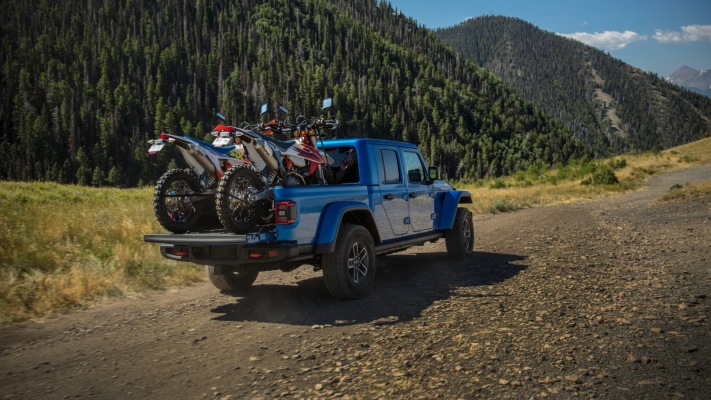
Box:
left=144, top=231, right=254, bottom=246
left=143, top=231, right=301, bottom=266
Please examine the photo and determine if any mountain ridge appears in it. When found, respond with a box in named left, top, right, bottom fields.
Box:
left=436, top=16, right=711, bottom=155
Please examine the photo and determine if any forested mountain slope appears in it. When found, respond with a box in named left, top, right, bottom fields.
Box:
left=436, top=16, right=711, bottom=156
left=0, top=0, right=588, bottom=185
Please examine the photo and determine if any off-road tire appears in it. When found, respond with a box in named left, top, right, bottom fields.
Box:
left=153, top=168, right=204, bottom=233
left=445, top=207, right=475, bottom=258
left=322, top=225, right=376, bottom=299
left=206, top=265, right=259, bottom=293
left=216, top=165, right=265, bottom=233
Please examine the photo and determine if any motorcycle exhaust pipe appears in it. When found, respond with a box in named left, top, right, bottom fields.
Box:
left=253, top=139, right=279, bottom=171
left=186, top=144, right=216, bottom=175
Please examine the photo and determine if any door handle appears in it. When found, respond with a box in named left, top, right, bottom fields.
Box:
left=408, top=192, right=418, bottom=199
left=383, top=194, right=395, bottom=200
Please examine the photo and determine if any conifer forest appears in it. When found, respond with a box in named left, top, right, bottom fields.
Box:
left=4, top=1, right=707, bottom=187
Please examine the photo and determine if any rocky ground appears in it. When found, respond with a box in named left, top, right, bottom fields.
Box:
left=1, top=167, right=709, bottom=399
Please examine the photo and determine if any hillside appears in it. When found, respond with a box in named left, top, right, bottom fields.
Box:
left=0, top=0, right=589, bottom=184
left=436, top=16, right=711, bottom=156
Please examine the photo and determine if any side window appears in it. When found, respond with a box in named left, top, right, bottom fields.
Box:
left=403, top=151, right=425, bottom=183
left=378, top=149, right=401, bottom=184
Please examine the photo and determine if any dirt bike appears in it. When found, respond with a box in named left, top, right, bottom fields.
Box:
left=215, top=99, right=337, bottom=234
left=147, top=119, right=249, bottom=233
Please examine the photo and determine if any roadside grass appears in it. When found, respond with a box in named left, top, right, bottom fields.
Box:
left=1, top=137, right=710, bottom=323
left=0, top=183, right=203, bottom=324
left=660, top=181, right=711, bottom=203
left=458, top=137, right=711, bottom=215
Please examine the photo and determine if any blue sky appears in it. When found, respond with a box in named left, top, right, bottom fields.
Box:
left=386, top=0, right=711, bottom=77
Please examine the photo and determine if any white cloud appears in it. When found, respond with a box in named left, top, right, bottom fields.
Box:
left=558, top=30, right=648, bottom=50
left=654, top=25, right=711, bottom=44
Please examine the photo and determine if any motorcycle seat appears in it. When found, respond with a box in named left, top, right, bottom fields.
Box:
left=209, top=144, right=237, bottom=156
left=262, top=135, right=295, bottom=152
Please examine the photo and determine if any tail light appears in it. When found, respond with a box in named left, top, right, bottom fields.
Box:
left=275, top=201, right=297, bottom=224
left=165, top=246, right=189, bottom=257
left=249, top=250, right=281, bottom=259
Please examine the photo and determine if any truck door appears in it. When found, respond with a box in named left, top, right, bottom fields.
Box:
left=403, top=150, right=435, bottom=232
left=376, top=148, right=409, bottom=237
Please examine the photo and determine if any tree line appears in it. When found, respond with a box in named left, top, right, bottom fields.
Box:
left=0, top=0, right=589, bottom=186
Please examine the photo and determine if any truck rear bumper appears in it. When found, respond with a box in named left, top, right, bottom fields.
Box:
left=144, top=232, right=302, bottom=266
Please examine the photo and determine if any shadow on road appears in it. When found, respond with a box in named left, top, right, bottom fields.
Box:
left=210, top=251, right=526, bottom=326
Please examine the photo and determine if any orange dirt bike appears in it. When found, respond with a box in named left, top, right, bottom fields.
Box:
left=215, top=99, right=338, bottom=233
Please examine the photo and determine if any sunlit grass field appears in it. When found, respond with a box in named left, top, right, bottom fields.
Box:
left=1, top=137, right=709, bottom=323
left=0, top=185, right=203, bottom=323
left=459, top=137, right=711, bottom=215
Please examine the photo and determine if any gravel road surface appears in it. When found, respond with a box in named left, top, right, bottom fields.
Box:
left=1, top=167, right=709, bottom=399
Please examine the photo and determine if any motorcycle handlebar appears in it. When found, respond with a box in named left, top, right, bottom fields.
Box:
left=314, top=118, right=339, bottom=130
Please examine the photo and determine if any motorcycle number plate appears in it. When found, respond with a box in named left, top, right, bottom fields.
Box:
left=213, top=137, right=232, bottom=147
left=148, top=142, right=165, bottom=154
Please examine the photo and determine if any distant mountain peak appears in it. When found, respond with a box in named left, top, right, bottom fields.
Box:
left=666, top=66, right=711, bottom=97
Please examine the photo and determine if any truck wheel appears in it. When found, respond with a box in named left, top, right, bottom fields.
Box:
left=322, top=225, right=376, bottom=299
left=153, top=168, right=204, bottom=233
left=206, top=265, right=259, bottom=293
left=445, top=207, right=474, bottom=259
left=216, top=165, right=265, bottom=233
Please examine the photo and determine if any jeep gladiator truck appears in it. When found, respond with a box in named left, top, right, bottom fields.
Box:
left=144, top=138, right=473, bottom=299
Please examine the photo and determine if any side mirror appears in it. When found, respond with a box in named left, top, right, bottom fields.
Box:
left=322, top=98, right=332, bottom=110
left=216, top=112, right=226, bottom=122
left=260, top=103, right=268, bottom=116
left=428, top=166, right=439, bottom=181
left=278, top=105, right=289, bottom=115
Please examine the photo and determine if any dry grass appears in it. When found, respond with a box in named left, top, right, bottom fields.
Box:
left=464, top=180, right=628, bottom=215
left=459, top=137, right=711, bottom=215
left=660, top=181, right=711, bottom=203
left=2, top=138, right=710, bottom=323
left=0, top=183, right=204, bottom=323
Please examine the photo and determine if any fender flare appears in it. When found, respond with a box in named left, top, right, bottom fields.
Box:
left=313, top=201, right=376, bottom=254
left=438, top=190, right=472, bottom=230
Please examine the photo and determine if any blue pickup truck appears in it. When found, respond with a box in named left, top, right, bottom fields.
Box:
left=144, top=138, right=473, bottom=299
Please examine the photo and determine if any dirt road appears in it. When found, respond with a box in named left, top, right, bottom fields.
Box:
left=1, top=168, right=709, bottom=399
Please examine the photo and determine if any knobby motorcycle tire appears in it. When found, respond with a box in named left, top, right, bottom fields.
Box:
left=153, top=168, right=204, bottom=233
left=216, top=165, right=267, bottom=234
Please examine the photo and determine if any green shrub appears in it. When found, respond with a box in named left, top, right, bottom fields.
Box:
left=582, top=165, right=619, bottom=186
left=489, top=179, right=506, bottom=189
left=608, top=158, right=627, bottom=170
left=489, top=198, right=517, bottom=213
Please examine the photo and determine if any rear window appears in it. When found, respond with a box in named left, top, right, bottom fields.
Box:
left=325, top=146, right=359, bottom=184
